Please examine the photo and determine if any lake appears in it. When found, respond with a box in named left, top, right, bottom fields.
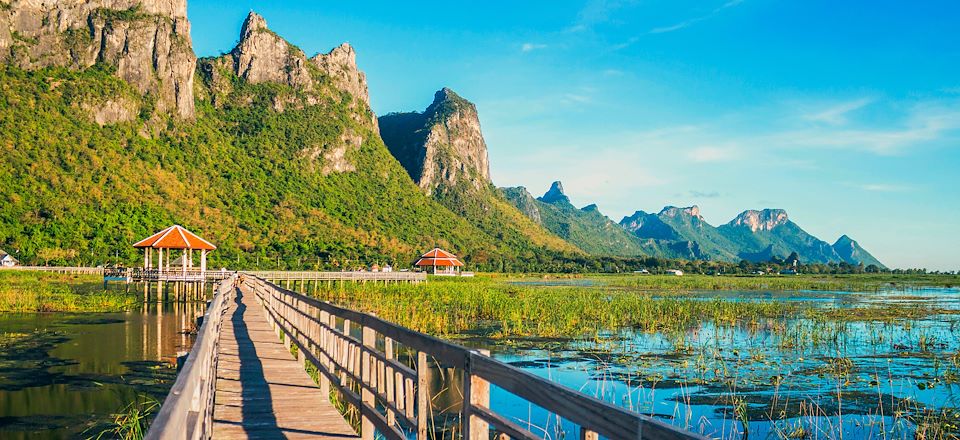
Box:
left=459, top=287, right=960, bottom=439
left=0, top=301, right=205, bottom=439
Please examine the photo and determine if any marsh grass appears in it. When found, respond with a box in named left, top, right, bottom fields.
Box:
left=515, top=273, right=960, bottom=293
left=313, top=277, right=800, bottom=338
left=0, top=270, right=138, bottom=312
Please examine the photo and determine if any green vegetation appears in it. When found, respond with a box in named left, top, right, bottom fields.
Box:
left=0, top=270, right=137, bottom=312
left=0, top=63, right=590, bottom=272
left=593, top=273, right=960, bottom=292
left=87, top=395, right=159, bottom=440
left=314, top=276, right=799, bottom=337
left=310, top=274, right=960, bottom=338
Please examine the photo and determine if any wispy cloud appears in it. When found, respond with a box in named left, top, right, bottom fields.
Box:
left=521, top=43, right=548, bottom=53
left=853, top=183, right=913, bottom=192
left=689, top=190, right=721, bottom=198
left=568, top=0, right=638, bottom=32
left=649, top=0, right=745, bottom=34
left=687, top=146, right=738, bottom=162
left=802, top=98, right=874, bottom=125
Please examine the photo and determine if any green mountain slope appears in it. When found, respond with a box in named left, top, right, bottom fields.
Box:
left=378, top=89, right=580, bottom=261
left=0, top=13, right=572, bottom=270
left=503, top=183, right=647, bottom=257
left=717, top=209, right=841, bottom=264
left=833, top=235, right=886, bottom=269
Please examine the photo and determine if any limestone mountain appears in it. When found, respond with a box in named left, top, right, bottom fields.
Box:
left=379, top=88, right=491, bottom=196
left=0, top=0, right=196, bottom=119
left=618, top=206, right=884, bottom=266
left=833, top=235, right=886, bottom=268
left=503, top=183, right=648, bottom=257
left=717, top=209, right=843, bottom=264
left=0, top=7, right=577, bottom=270
left=379, top=89, right=579, bottom=257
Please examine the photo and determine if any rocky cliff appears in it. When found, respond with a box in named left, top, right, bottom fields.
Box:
left=202, top=12, right=373, bottom=119
left=727, top=209, right=790, bottom=232
left=0, top=0, right=196, bottom=119
left=501, top=186, right=542, bottom=224
left=379, top=88, right=491, bottom=196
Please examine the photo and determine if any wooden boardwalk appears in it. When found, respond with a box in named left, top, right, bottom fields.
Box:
left=212, top=286, right=359, bottom=439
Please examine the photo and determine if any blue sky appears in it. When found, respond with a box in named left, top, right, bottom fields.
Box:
left=188, top=0, right=960, bottom=270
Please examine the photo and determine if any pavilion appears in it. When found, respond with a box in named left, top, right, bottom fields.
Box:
left=133, top=225, right=216, bottom=275
left=414, top=248, right=464, bottom=275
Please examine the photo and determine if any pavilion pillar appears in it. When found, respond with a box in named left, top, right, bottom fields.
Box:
left=182, top=249, right=187, bottom=276
left=144, top=248, right=149, bottom=269
left=200, top=250, right=207, bottom=276
left=158, top=248, right=163, bottom=272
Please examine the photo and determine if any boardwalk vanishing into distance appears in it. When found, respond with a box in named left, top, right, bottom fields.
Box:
left=146, top=273, right=706, bottom=440
left=212, top=286, right=357, bottom=439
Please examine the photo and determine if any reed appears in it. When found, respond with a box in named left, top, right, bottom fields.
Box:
left=0, top=270, right=137, bottom=312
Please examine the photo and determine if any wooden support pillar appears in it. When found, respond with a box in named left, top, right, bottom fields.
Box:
left=361, top=325, right=375, bottom=440
left=417, top=351, right=429, bottom=440
left=157, top=248, right=163, bottom=272
left=467, top=350, right=491, bottom=440
left=200, top=249, right=207, bottom=277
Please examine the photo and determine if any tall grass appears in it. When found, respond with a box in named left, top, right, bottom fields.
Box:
left=0, top=270, right=137, bottom=312
left=313, top=277, right=799, bottom=338
left=592, top=273, right=960, bottom=292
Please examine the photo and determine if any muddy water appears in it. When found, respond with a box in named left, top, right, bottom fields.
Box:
left=0, top=301, right=205, bottom=439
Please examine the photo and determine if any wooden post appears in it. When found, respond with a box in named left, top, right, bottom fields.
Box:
left=580, top=429, right=599, bottom=440
left=319, top=309, right=330, bottom=396
left=158, top=248, right=163, bottom=272
left=468, top=349, right=491, bottom=440
left=200, top=249, right=207, bottom=277
left=361, top=325, right=375, bottom=440
left=417, top=351, right=429, bottom=440
left=385, top=337, right=396, bottom=427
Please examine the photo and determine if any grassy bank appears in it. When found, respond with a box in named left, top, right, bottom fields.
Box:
left=0, top=270, right=137, bottom=312
left=310, top=274, right=959, bottom=338
left=501, top=273, right=960, bottom=292
left=315, top=277, right=800, bottom=337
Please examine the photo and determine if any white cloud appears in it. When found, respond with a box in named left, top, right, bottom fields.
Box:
left=686, top=146, right=738, bottom=162
left=521, top=43, right=547, bottom=53
left=648, top=0, right=746, bottom=35
left=802, top=98, right=874, bottom=125
left=856, top=183, right=912, bottom=192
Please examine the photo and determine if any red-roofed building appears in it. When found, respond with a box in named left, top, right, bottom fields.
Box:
left=414, top=248, right=464, bottom=275
left=133, top=225, right=216, bottom=275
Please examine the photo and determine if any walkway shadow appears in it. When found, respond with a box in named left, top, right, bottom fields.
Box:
left=231, top=288, right=284, bottom=438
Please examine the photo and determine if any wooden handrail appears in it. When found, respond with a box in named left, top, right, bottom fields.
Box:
left=244, top=276, right=706, bottom=440
left=144, top=274, right=238, bottom=440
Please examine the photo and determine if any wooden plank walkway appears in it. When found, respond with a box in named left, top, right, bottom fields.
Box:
left=212, top=286, right=359, bottom=439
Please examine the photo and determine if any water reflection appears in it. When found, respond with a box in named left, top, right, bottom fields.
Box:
left=0, top=300, right=206, bottom=439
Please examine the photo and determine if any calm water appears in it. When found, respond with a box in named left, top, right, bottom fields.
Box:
left=0, top=301, right=205, bottom=439
left=460, top=287, right=960, bottom=440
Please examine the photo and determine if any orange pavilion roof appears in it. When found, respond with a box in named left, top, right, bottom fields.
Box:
left=133, top=225, right=216, bottom=251
left=414, top=248, right=464, bottom=267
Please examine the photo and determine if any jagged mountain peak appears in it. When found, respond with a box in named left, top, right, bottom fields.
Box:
left=241, top=11, right=269, bottom=36
left=379, top=88, right=491, bottom=195
left=540, top=181, right=570, bottom=204
left=729, top=208, right=789, bottom=232
left=659, top=205, right=702, bottom=219
left=581, top=204, right=600, bottom=213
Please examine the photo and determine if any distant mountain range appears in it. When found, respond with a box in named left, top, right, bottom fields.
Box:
left=503, top=183, right=885, bottom=268
left=0, top=0, right=885, bottom=270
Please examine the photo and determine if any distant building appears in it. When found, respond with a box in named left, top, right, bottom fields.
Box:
left=634, top=269, right=650, bottom=274
left=382, top=264, right=393, bottom=273
left=665, top=269, right=683, bottom=276
left=0, top=250, right=18, bottom=267
left=780, top=269, right=799, bottom=275
left=415, top=248, right=464, bottom=276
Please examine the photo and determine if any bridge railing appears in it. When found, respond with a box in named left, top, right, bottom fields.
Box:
left=244, top=275, right=706, bottom=440
left=145, top=274, right=238, bottom=440
left=250, top=270, right=426, bottom=283
left=1, top=266, right=103, bottom=275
